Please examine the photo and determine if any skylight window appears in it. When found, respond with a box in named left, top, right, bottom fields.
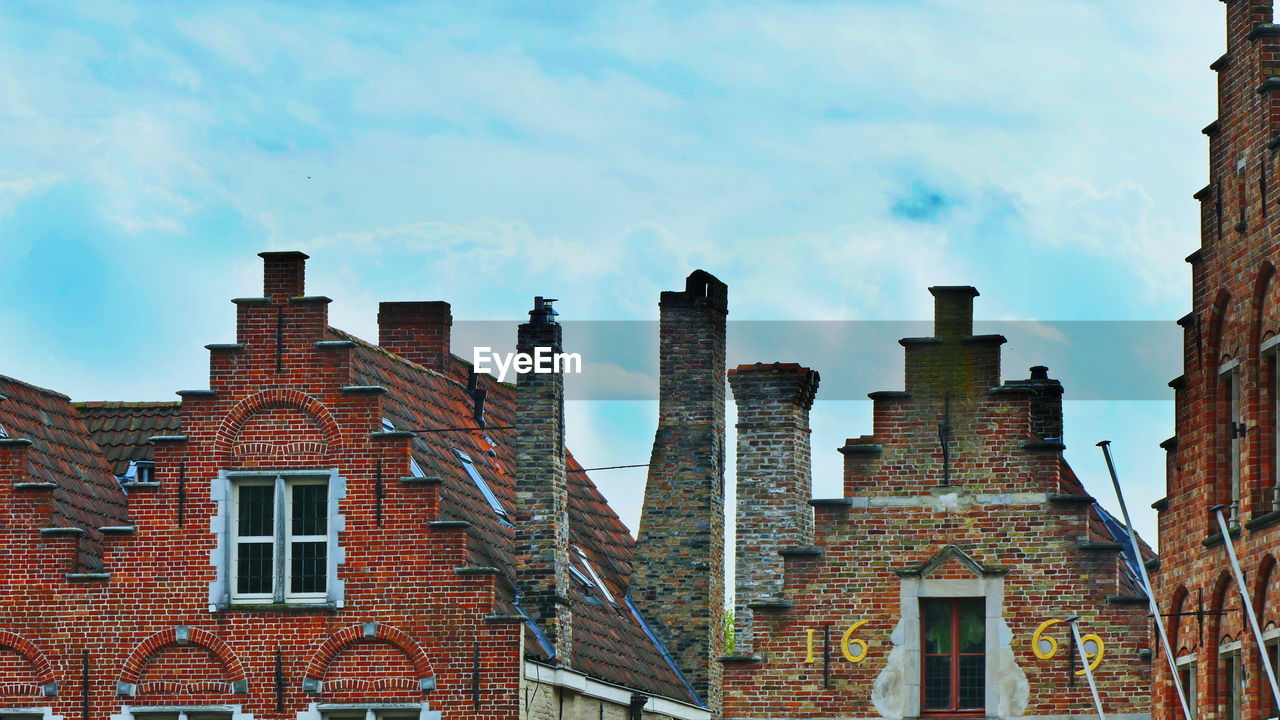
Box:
left=409, top=455, right=426, bottom=478
left=574, top=546, right=616, bottom=605
left=452, top=448, right=510, bottom=520
left=0, top=422, right=8, bottom=438
left=381, top=417, right=396, bottom=431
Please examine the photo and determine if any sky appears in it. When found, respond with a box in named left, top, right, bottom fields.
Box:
left=0, top=0, right=1223, bottom=557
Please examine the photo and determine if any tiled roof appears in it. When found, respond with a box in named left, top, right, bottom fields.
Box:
left=75, top=402, right=181, bottom=476
left=76, top=332, right=697, bottom=705
left=0, top=375, right=130, bottom=572
left=1059, top=459, right=1157, bottom=597
left=335, top=328, right=698, bottom=704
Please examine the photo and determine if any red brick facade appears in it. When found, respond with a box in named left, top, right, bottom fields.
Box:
left=1155, top=2, right=1280, bottom=718
left=722, top=287, right=1153, bottom=720
left=0, top=252, right=704, bottom=720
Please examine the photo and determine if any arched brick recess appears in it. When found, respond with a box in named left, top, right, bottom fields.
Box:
left=1256, top=554, right=1277, bottom=632
left=215, top=389, right=343, bottom=462
left=0, top=631, right=54, bottom=686
left=303, top=623, right=433, bottom=688
left=118, top=627, right=246, bottom=688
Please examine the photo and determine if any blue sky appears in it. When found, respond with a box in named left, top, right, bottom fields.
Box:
left=0, top=0, right=1222, bottom=551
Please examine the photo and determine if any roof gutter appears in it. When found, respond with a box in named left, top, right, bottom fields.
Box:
left=523, top=661, right=709, bottom=720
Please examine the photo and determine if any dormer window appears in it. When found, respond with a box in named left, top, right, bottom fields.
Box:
left=452, top=449, right=510, bottom=522
left=573, top=545, right=616, bottom=605
left=135, top=461, right=154, bottom=484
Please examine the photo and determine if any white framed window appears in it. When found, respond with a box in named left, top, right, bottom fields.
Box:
left=1176, top=654, right=1198, bottom=720
left=301, top=704, right=435, bottom=720
left=1220, top=645, right=1243, bottom=720
left=222, top=472, right=337, bottom=606
left=0, top=710, right=61, bottom=720
left=1222, top=365, right=1243, bottom=522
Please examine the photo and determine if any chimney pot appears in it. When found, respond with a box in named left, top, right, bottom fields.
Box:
left=378, top=302, right=453, bottom=374
left=259, top=251, right=309, bottom=299
left=1030, top=365, right=1049, bottom=380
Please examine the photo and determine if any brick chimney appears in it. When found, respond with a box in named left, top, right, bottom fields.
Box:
left=902, top=285, right=1003, bottom=396
left=378, top=301, right=453, bottom=374
left=729, top=362, right=819, bottom=653
left=1010, top=365, right=1065, bottom=442
left=260, top=251, right=308, bottom=300
left=633, top=269, right=727, bottom=711
left=514, top=296, right=571, bottom=663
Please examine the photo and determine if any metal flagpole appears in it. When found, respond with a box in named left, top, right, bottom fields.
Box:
left=1097, top=441, right=1193, bottom=720
left=1212, top=504, right=1280, bottom=709
left=1067, top=615, right=1107, bottom=720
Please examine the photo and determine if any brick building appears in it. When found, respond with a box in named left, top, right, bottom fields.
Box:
left=0, top=252, right=721, bottom=720
left=1153, top=2, right=1280, bottom=718
left=721, top=287, right=1155, bottom=719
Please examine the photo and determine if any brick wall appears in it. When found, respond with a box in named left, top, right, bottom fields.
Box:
left=633, top=270, right=729, bottom=713
left=1156, top=2, right=1280, bottom=718
left=722, top=287, right=1151, bottom=719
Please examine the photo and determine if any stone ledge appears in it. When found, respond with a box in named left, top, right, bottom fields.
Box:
left=1076, top=540, right=1123, bottom=552
left=719, top=654, right=762, bottom=665
left=289, top=296, right=333, bottom=305
left=961, top=334, right=1006, bottom=345
left=1151, top=496, right=1169, bottom=512
left=1259, top=77, right=1280, bottom=95
left=1246, top=509, right=1280, bottom=532
left=747, top=597, right=793, bottom=612
left=837, top=443, right=882, bottom=456
left=484, top=615, right=528, bottom=625
left=1047, top=493, right=1094, bottom=506
left=1203, top=525, right=1241, bottom=548
left=205, top=343, right=245, bottom=352
left=98, top=526, right=136, bottom=535
left=122, top=481, right=162, bottom=490
left=866, top=391, right=910, bottom=400
left=779, top=546, right=824, bottom=560
left=216, top=603, right=338, bottom=613
left=1249, top=23, right=1280, bottom=41
left=1210, top=53, right=1229, bottom=71
left=40, top=527, right=87, bottom=536
left=401, top=476, right=444, bottom=486
left=808, top=497, right=854, bottom=509
left=149, top=435, right=189, bottom=444
left=1022, top=440, right=1066, bottom=452
left=429, top=520, right=471, bottom=530
left=1202, top=120, right=1220, bottom=136
left=14, top=482, right=57, bottom=491
left=230, top=298, right=270, bottom=305
left=0, top=438, right=34, bottom=448
left=1192, top=186, right=1213, bottom=202
left=340, top=385, right=388, bottom=395
left=990, top=385, right=1036, bottom=396
left=66, top=573, right=110, bottom=582
left=455, top=566, right=501, bottom=576
left=176, top=389, right=216, bottom=399
left=898, top=337, right=943, bottom=346
left=370, top=430, right=416, bottom=440
left=316, top=341, right=357, bottom=350
left=1107, top=594, right=1148, bottom=605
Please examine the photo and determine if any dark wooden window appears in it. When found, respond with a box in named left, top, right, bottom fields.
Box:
left=921, top=598, right=985, bottom=715
left=1177, top=662, right=1197, bottom=720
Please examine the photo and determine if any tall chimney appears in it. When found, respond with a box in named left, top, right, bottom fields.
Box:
left=514, top=296, right=571, bottom=663
left=729, top=362, right=819, bottom=653
left=633, top=270, right=727, bottom=711
left=260, top=251, right=308, bottom=299
left=378, top=301, right=453, bottom=374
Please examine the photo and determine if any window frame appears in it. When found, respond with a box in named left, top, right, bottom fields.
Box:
left=451, top=448, right=511, bottom=523
left=312, top=704, right=430, bottom=720
left=1223, top=363, right=1243, bottom=522
left=1176, top=654, right=1198, bottom=720
left=215, top=469, right=344, bottom=609
left=919, top=597, right=985, bottom=717
left=1219, top=643, right=1243, bottom=720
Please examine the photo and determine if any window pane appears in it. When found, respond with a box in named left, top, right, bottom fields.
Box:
left=291, top=541, right=327, bottom=594
left=958, top=601, right=984, bottom=653
left=237, top=542, right=274, bottom=594
left=922, top=655, right=952, bottom=710
left=292, top=483, right=327, bottom=536
left=958, top=654, right=985, bottom=708
left=238, top=484, right=274, bottom=536
left=922, top=601, right=951, bottom=654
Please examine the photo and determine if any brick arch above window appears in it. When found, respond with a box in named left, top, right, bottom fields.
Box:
left=1256, top=554, right=1277, bottom=632
left=1252, top=261, right=1276, bottom=346
left=215, top=390, right=343, bottom=463
left=302, top=622, right=435, bottom=695
left=1208, top=288, right=1234, bottom=368
left=0, top=631, right=56, bottom=696
left=117, top=626, right=247, bottom=697
left=1169, top=584, right=1193, bottom=656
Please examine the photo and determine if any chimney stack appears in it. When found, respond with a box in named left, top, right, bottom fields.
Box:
left=931, top=285, right=978, bottom=338
left=729, top=362, right=819, bottom=653
left=514, top=296, right=571, bottom=663
left=633, top=269, right=727, bottom=711
left=378, top=301, right=453, bottom=374
left=260, top=251, right=308, bottom=300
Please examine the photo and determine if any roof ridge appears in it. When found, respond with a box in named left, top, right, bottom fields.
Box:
left=0, top=373, right=72, bottom=401
left=74, top=401, right=182, bottom=408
